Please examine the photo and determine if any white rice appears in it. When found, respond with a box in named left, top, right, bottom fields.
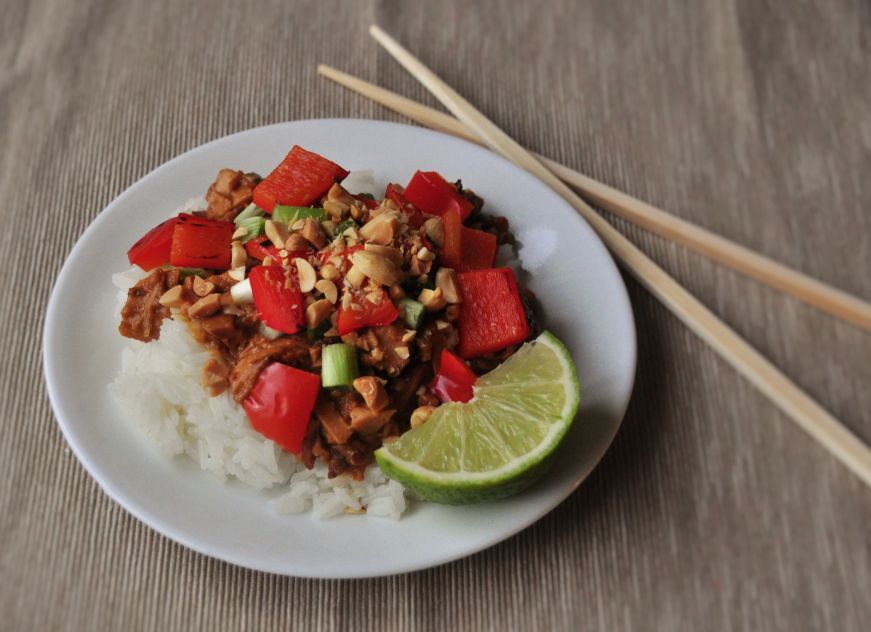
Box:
left=108, top=197, right=406, bottom=519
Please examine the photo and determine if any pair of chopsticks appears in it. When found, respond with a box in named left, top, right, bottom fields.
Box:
left=319, top=26, right=871, bottom=488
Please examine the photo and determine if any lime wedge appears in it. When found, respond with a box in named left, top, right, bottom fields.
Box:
left=375, top=331, right=581, bottom=504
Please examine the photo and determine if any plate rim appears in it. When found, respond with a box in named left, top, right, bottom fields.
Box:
left=43, top=117, right=637, bottom=578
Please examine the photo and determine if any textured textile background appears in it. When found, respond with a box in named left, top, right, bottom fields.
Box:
left=1, top=0, right=869, bottom=630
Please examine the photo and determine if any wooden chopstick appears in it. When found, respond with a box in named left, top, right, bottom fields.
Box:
left=364, top=25, right=871, bottom=488
left=318, top=64, right=871, bottom=332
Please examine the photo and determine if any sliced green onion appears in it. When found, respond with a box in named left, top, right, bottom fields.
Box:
left=178, top=267, right=210, bottom=279
left=272, top=206, right=327, bottom=225
left=236, top=216, right=265, bottom=243
left=234, top=203, right=264, bottom=225
left=321, top=343, right=359, bottom=388
left=306, top=320, right=330, bottom=342
left=334, top=219, right=356, bottom=235
left=398, top=298, right=425, bottom=330
left=230, top=278, right=253, bottom=304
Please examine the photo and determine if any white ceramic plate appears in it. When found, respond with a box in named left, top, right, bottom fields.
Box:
left=43, top=119, right=636, bottom=578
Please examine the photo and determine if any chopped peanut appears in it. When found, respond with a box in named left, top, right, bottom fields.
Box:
left=410, top=405, right=436, bottom=429
left=423, top=217, right=445, bottom=247
left=159, top=285, right=188, bottom=309
left=301, top=218, right=327, bottom=249
left=418, top=287, right=447, bottom=312
left=188, top=293, right=222, bottom=319
left=264, top=219, right=288, bottom=249
left=350, top=250, right=400, bottom=286
left=320, top=264, right=340, bottom=281
left=323, top=199, right=350, bottom=218
left=315, top=279, right=338, bottom=304
left=352, top=376, right=390, bottom=412
left=358, top=213, right=399, bottom=246
left=345, top=265, right=366, bottom=288
left=435, top=267, right=462, bottom=304
left=321, top=220, right=337, bottom=236
left=231, top=240, right=247, bottom=269
left=285, top=233, right=310, bottom=251
left=294, top=257, right=317, bottom=293
left=192, top=276, right=215, bottom=297
left=305, top=299, right=333, bottom=329
left=364, top=243, right=403, bottom=266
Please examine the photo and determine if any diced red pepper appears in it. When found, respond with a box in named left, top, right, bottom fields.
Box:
left=353, top=194, right=380, bottom=210
left=169, top=214, right=234, bottom=270
left=403, top=171, right=474, bottom=222
left=431, top=349, right=477, bottom=403
left=460, top=227, right=498, bottom=271
left=456, top=267, right=530, bottom=358
left=245, top=236, right=312, bottom=263
left=385, top=183, right=424, bottom=228
left=127, top=218, right=177, bottom=271
left=441, top=208, right=462, bottom=270
left=242, top=362, right=320, bottom=453
left=336, top=289, right=399, bottom=335
left=249, top=264, right=305, bottom=334
left=245, top=236, right=281, bottom=262
left=253, top=145, right=349, bottom=213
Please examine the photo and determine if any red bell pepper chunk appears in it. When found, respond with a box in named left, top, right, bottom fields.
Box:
left=441, top=208, right=462, bottom=270
left=127, top=218, right=177, bottom=271
left=431, top=349, right=477, bottom=403
left=169, top=214, right=234, bottom=270
left=242, top=362, right=320, bottom=453
left=244, top=236, right=282, bottom=262
left=385, top=183, right=424, bottom=228
left=460, top=227, right=498, bottom=271
left=253, top=145, right=349, bottom=213
left=245, top=236, right=312, bottom=263
left=403, top=171, right=474, bottom=222
left=249, top=264, right=305, bottom=334
left=456, top=267, right=530, bottom=358
left=336, top=289, right=399, bottom=335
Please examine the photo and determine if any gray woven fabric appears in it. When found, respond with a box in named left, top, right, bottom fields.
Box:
left=1, top=0, right=869, bottom=630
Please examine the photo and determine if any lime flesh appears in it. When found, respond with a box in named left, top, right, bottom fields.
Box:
left=375, top=331, right=581, bottom=504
